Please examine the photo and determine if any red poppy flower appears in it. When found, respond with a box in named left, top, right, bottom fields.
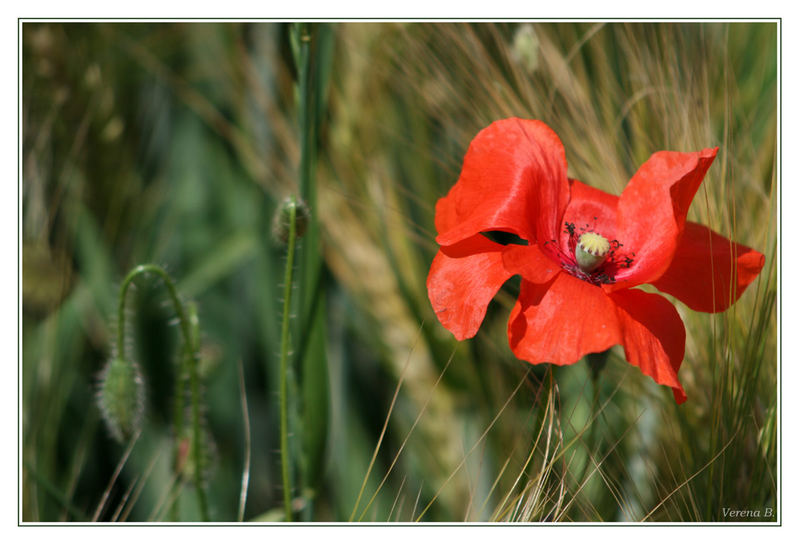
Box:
left=427, top=118, right=765, bottom=403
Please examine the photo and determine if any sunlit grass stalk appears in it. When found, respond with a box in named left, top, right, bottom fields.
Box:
left=116, top=264, right=209, bottom=521
left=237, top=359, right=252, bottom=522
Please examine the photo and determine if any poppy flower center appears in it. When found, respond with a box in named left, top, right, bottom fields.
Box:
left=575, top=232, right=610, bottom=272
left=544, top=221, right=636, bottom=286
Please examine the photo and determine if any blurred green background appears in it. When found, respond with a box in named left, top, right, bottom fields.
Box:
left=21, top=22, right=777, bottom=522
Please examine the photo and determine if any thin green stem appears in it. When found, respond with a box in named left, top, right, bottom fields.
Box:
left=279, top=199, right=299, bottom=522
left=117, top=265, right=191, bottom=358
left=574, top=352, right=608, bottom=491
left=168, top=349, right=187, bottom=521
left=575, top=375, right=600, bottom=489
left=187, top=348, right=208, bottom=520
left=116, top=264, right=209, bottom=521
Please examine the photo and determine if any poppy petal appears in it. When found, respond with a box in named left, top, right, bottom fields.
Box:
left=427, top=235, right=513, bottom=340
left=652, top=222, right=766, bottom=313
left=613, top=148, right=718, bottom=288
left=560, top=179, right=619, bottom=249
left=610, top=289, right=687, bottom=403
left=435, top=118, right=570, bottom=247
left=508, top=273, right=621, bottom=365
left=501, top=244, right=561, bottom=284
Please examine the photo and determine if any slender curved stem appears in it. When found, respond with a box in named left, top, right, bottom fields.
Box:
left=116, top=264, right=209, bottom=521
left=117, top=265, right=191, bottom=358
left=279, top=199, right=299, bottom=522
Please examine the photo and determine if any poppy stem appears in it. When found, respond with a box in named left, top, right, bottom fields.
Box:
left=287, top=21, right=333, bottom=518
left=278, top=198, right=299, bottom=522
left=576, top=351, right=608, bottom=489
left=116, top=264, right=209, bottom=522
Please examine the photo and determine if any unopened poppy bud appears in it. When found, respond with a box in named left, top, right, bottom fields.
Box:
left=271, top=197, right=310, bottom=245
left=575, top=232, right=610, bottom=272
left=97, top=357, right=145, bottom=442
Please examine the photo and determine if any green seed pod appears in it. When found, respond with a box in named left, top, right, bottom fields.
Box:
left=575, top=232, right=610, bottom=272
left=271, top=197, right=310, bottom=245
left=97, top=357, right=145, bottom=442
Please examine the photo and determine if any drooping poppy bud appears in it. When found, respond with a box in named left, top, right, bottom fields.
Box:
left=97, top=357, right=145, bottom=442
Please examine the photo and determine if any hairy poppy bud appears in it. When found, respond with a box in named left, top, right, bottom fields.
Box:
left=271, top=197, right=310, bottom=245
left=97, top=357, right=145, bottom=442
